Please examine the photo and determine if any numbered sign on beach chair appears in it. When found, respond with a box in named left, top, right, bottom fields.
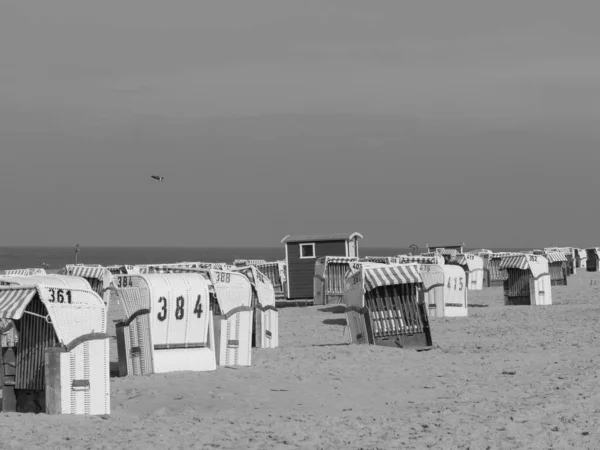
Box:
left=234, top=266, right=279, bottom=349
left=418, top=264, right=468, bottom=318
left=111, top=273, right=216, bottom=376
left=499, top=254, right=552, bottom=306
left=59, top=265, right=114, bottom=305
left=314, top=256, right=358, bottom=305
left=343, top=263, right=433, bottom=350
left=0, top=283, right=109, bottom=415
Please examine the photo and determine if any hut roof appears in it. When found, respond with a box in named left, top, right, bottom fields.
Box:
left=281, top=233, right=363, bottom=244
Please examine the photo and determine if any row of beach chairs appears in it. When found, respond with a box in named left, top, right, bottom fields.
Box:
left=0, top=261, right=281, bottom=417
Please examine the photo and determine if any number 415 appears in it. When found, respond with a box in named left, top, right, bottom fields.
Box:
left=447, top=277, right=464, bottom=291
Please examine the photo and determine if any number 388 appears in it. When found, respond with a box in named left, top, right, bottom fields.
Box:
left=215, top=272, right=231, bottom=283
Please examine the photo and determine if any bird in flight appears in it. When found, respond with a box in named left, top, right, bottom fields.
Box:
left=151, top=175, right=164, bottom=182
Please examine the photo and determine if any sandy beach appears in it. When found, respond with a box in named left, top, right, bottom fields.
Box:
left=0, top=270, right=599, bottom=449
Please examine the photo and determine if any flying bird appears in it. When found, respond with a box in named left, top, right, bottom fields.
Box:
left=151, top=175, right=164, bottom=182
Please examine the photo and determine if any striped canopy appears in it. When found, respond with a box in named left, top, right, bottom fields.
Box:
left=492, top=252, right=520, bottom=259
left=545, top=252, right=568, bottom=263
left=438, top=249, right=459, bottom=257
left=498, top=255, right=530, bottom=271
left=324, top=256, right=358, bottom=264
left=233, top=259, right=267, bottom=266
left=361, top=256, right=398, bottom=264
left=363, top=264, right=422, bottom=293
left=4, top=268, right=46, bottom=276
left=0, top=286, right=39, bottom=319
left=398, top=255, right=440, bottom=265
left=452, top=254, right=468, bottom=265
left=63, top=265, right=107, bottom=279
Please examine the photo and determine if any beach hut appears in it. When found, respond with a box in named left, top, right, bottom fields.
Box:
left=418, top=263, right=468, bottom=318
left=254, top=261, right=287, bottom=300
left=58, top=265, right=114, bottom=305
left=234, top=266, right=278, bottom=349
left=343, top=263, right=433, bottom=350
left=313, top=256, right=358, bottom=305
left=499, top=254, right=552, bottom=306
left=0, top=282, right=109, bottom=415
left=110, top=272, right=217, bottom=377
left=281, top=233, right=363, bottom=301
left=4, top=268, right=47, bottom=276
left=586, top=248, right=600, bottom=272
left=449, top=254, right=484, bottom=291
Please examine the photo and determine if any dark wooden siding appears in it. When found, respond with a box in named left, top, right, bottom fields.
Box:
left=287, top=240, right=348, bottom=299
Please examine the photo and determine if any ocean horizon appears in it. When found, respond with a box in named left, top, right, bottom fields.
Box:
left=0, top=246, right=532, bottom=271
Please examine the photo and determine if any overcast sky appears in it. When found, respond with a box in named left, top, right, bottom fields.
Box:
left=1, top=1, right=600, bottom=248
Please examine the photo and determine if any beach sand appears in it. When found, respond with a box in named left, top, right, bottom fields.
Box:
left=0, top=271, right=599, bottom=449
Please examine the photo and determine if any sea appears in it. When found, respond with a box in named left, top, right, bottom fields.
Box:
left=0, top=246, right=527, bottom=271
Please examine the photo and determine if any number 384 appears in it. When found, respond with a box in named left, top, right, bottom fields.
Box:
left=447, top=277, right=464, bottom=291
left=157, top=295, right=204, bottom=322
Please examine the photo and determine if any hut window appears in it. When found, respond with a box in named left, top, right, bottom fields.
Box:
left=299, top=243, right=316, bottom=259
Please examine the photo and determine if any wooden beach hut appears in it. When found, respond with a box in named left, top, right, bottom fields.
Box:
left=0, top=282, right=110, bottom=415
left=499, top=254, right=552, bottom=306
left=343, top=263, right=433, bottom=350
left=281, top=232, right=363, bottom=301
left=449, top=254, right=484, bottom=291
left=418, top=263, right=468, bottom=318
left=313, top=256, right=358, bottom=305
left=110, top=272, right=218, bottom=376
left=586, top=248, right=600, bottom=272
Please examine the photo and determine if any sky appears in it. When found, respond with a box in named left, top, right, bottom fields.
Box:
left=1, top=1, right=600, bottom=248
